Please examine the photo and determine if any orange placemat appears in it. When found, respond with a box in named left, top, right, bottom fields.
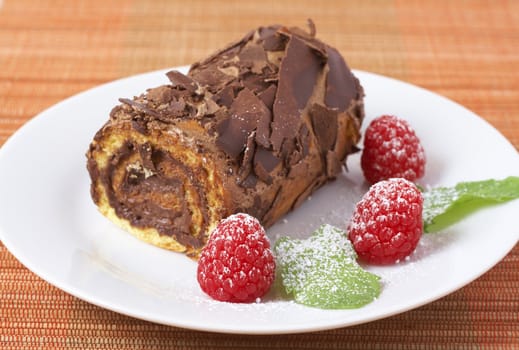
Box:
left=2, top=243, right=518, bottom=349
left=1, top=0, right=518, bottom=348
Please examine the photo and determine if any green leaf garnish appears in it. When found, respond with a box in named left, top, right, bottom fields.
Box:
left=274, top=224, right=381, bottom=309
left=423, top=176, right=519, bottom=233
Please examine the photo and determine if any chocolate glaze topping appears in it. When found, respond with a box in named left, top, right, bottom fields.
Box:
left=189, top=21, right=363, bottom=186
left=87, top=20, right=364, bottom=253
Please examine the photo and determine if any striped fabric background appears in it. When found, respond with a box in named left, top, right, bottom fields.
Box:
left=1, top=0, right=518, bottom=348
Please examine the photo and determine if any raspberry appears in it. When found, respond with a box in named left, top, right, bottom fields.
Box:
left=361, top=115, right=425, bottom=184
left=197, top=213, right=276, bottom=303
left=347, top=178, right=423, bottom=265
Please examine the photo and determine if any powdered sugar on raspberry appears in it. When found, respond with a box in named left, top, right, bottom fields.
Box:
left=197, top=213, right=275, bottom=303
left=348, top=178, right=423, bottom=265
left=361, top=115, right=426, bottom=184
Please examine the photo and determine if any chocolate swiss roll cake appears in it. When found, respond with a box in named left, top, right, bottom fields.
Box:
left=86, top=21, right=365, bottom=258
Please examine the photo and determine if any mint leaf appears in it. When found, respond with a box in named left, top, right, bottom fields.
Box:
left=423, top=176, right=519, bottom=233
left=274, top=224, right=381, bottom=309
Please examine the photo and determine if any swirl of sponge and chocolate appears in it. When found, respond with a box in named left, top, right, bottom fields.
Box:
left=86, top=21, right=364, bottom=258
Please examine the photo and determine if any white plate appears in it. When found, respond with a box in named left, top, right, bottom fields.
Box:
left=0, top=67, right=518, bottom=334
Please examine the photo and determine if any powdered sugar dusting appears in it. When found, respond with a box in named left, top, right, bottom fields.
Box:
left=422, top=187, right=459, bottom=225
left=274, top=224, right=381, bottom=309
left=275, top=224, right=357, bottom=293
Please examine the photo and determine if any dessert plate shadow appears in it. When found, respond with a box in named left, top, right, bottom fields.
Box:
left=0, top=67, right=518, bottom=334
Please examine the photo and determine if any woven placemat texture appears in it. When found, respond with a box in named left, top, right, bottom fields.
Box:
left=1, top=0, right=518, bottom=349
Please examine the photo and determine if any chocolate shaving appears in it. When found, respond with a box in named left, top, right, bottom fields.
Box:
left=189, top=67, right=235, bottom=93
left=254, top=147, right=280, bottom=172
left=167, top=98, right=186, bottom=116
left=238, top=131, right=256, bottom=182
left=307, top=18, right=316, bottom=37
left=119, top=98, right=160, bottom=118
left=259, top=25, right=285, bottom=51
left=238, top=43, right=269, bottom=74
left=325, top=47, right=358, bottom=110
left=257, top=84, right=277, bottom=110
left=309, top=103, right=338, bottom=155
left=130, top=118, right=147, bottom=134
left=213, top=85, right=235, bottom=108
left=270, top=34, right=322, bottom=151
left=146, top=86, right=174, bottom=104
left=166, top=70, right=198, bottom=92
left=216, top=87, right=271, bottom=158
